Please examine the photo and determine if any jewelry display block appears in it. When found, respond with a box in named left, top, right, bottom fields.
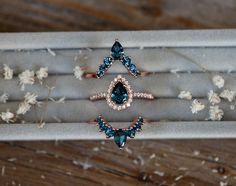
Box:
left=0, top=30, right=236, bottom=140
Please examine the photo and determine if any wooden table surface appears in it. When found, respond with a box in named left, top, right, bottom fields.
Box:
left=0, top=0, right=236, bottom=186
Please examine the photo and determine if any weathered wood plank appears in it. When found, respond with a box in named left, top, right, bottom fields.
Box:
left=1, top=0, right=236, bottom=32
left=0, top=140, right=236, bottom=186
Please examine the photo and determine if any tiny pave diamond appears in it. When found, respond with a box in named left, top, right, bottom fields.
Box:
left=133, top=92, right=154, bottom=99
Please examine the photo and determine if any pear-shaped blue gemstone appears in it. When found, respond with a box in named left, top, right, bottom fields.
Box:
left=111, top=41, right=124, bottom=60
left=114, top=129, right=127, bottom=148
left=111, top=82, right=129, bottom=104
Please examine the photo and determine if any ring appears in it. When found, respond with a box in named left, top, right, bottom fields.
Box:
left=90, top=75, right=154, bottom=111
left=96, top=40, right=141, bottom=78
left=92, top=115, right=146, bottom=148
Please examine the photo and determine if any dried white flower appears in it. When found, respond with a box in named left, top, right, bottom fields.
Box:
left=170, top=69, right=180, bottom=77
left=212, top=75, right=224, bottom=89
left=220, top=89, right=235, bottom=102
left=36, top=67, right=48, bottom=84
left=0, top=93, right=9, bottom=103
left=73, top=66, right=84, bottom=80
left=209, top=106, right=224, bottom=121
left=220, top=181, right=228, bottom=186
left=3, top=64, right=13, bottom=80
left=0, top=110, right=14, bottom=123
left=24, top=92, right=38, bottom=105
left=18, top=70, right=35, bottom=90
left=49, top=96, right=65, bottom=103
left=190, top=99, right=205, bottom=114
left=178, top=91, right=192, bottom=100
left=16, top=102, right=31, bottom=115
left=47, top=48, right=56, bottom=56
left=154, top=170, right=165, bottom=177
left=208, top=90, right=221, bottom=105
left=38, top=122, right=46, bottom=129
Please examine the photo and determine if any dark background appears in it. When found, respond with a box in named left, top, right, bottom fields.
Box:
left=0, top=0, right=236, bottom=186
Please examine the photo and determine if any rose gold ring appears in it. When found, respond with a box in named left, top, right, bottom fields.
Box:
left=89, top=75, right=155, bottom=111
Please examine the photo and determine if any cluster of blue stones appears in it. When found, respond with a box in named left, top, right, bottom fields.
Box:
left=96, top=116, right=144, bottom=149
left=96, top=41, right=140, bottom=78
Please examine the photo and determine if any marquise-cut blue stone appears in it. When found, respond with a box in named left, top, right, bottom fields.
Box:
left=99, top=123, right=106, bottom=131
left=111, top=82, right=129, bottom=104
left=126, top=129, right=136, bottom=138
left=99, top=64, right=106, bottom=71
left=97, top=118, right=106, bottom=131
left=97, top=70, right=104, bottom=78
left=138, top=117, right=144, bottom=123
left=114, top=129, right=127, bottom=148
left=130, top=64, right=136, bottom=73
left=104, top=57, right=112, bottom=67
left=122, top=56, right=131, bottom=67
left=111, top=41, right=124, bottom=60
left=105, top=128, right=114, bottom=138
left=135, top=123, right=142, bottom=130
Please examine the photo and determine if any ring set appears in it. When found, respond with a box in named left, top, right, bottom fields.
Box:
left=89, top=40, right=154, bottom=149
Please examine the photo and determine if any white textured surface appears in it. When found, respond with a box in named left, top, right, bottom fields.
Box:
left=0, top=122, right=236, bottom=141
left=1, top=30, right=236, bottom=49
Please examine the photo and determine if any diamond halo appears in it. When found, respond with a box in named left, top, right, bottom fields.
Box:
left=106, top=75, right=133, bottom=111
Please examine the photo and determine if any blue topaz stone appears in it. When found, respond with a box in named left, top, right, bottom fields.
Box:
left=97, top=118, right=106, bottom=131
left=122, top=56, right=131, bottom=67
left=96, top=64, right=107, bottom=78
left=99, top=64, right=106, bottom=71
left=111, top=41, right=124, bottom=60
left=126, top=128, right=136, bottom=138
left=105, top=127, right=115, bottom=138
left=96, top=70, right=104, bottom=78
left=99, top=122, right=107, bottom=131
left=95, top=115, right=145, bottom=149
left=96, top=40, right=141, bottom=78
left=138, top=117, right=144, bottom=123
left=129, top=64, right=137, bottom=73
left=134, top=123, right=142, bottom=130
left=104, top=57, right=112, bottom=67
left=111, top=82, right=129, bottom=105
left=114, top=129, right=127, bottom=148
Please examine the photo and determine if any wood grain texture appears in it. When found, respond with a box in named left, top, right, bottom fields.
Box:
left=0, top=140, right=236, bottom=186
left=1, top=0, right=236, bottom=186
left=0, top=0, right=236, bottom=32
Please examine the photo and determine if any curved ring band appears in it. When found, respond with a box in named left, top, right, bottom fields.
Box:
left=90, top=92, right=154, bottom=100
left=96, top=40, right=141, bottom=78
left=90, top=115, right=147, bottom=149
left=89, top=75, right=155, bottom=111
